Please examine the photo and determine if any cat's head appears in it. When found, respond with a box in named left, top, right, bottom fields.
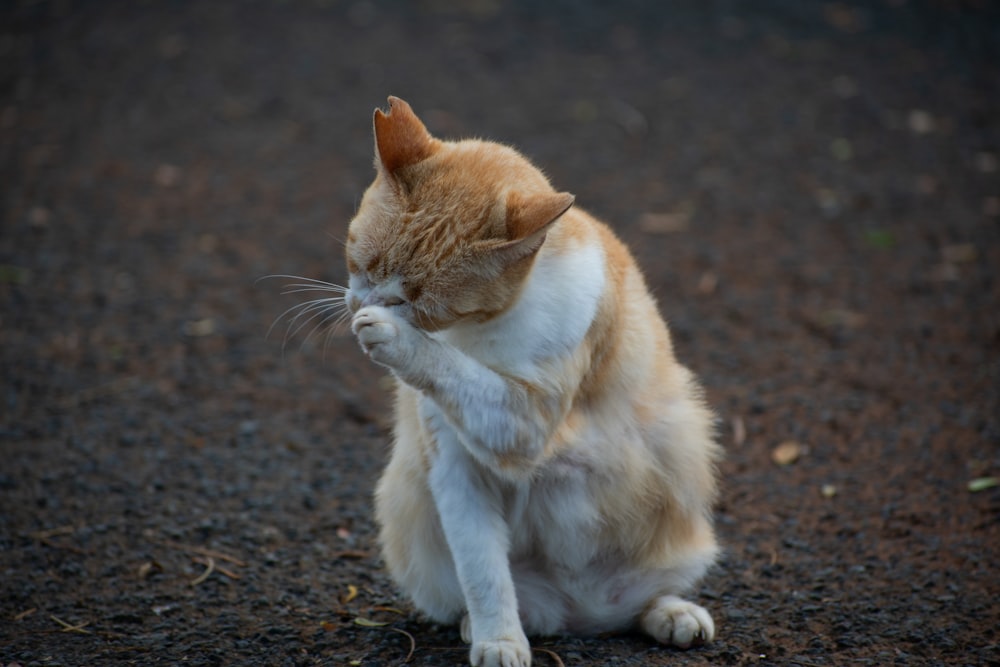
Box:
left=345, top=96, right=574, bottom=332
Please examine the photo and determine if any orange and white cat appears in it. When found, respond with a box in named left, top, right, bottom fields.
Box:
left=345, top=97, right=720, bottom=667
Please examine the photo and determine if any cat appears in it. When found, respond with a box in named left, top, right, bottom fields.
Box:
left=345, top=96, right=720, bottom=667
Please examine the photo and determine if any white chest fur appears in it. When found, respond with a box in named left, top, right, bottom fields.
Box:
left=435, top=234, right=607, bottom=379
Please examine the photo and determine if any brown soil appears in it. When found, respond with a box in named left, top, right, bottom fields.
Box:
left=2, top=2, right=998, bottom=666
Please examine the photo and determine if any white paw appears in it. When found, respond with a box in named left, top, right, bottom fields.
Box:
left=470, top=637, right=532, bottom=667
left=352, top=305, right=397, bottom=347
left=351, top=305, right=410, bottom=368
left=640, top=595, right=714, bottom=649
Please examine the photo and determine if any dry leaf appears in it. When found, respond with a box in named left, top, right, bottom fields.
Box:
left=941, top=244, right=976, bottom=264
left=183, top=318, right=215, bottom=337
left=820, top=308, right=866, bottom=329
left=697, top=272, right=718, bottom=295
left=772, top=441, right=803, bottom=466
left=343, top=584, right=359, bottom=603
left=138, top=561, right=162, bottom=579
left=968, top=477, right=999, bottom=493
left=731, top=416, right=746, bottom=447
left=154, top=163, right=181, bottom=187
left=370, top=606, right=406, bottom=615
left=354, top=617, right=389, bottom=627
left=908, top=109, right=934, bottom=134
left=830, top=138, right=853, bottom=161
left=929, top=263, right=960, bottom=283
left=976, top=151, right=997, bottom=173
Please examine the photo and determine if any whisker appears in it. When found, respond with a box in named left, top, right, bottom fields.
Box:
left=332, top=305, right=354, bottom=328
left=261, top=273, right=355, bottom=356
left=285, top=299, right=345, bottom=343
left=265, top=296, right=343, bottom=341
left=258, top=274, right=348, bottom=290
left=267, top=301, right=320, bottom=341
left=321, top=306, right=355, bottom=360
left=282, top=308, right=332, bottom=355
left=280, top=285, right=348, bottom=296
left=301, top=306, right=349, bottom=352
left=325, top=231, right=348, bottom=249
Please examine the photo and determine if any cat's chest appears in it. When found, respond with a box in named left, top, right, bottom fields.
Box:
left=434, top=239, right=606, bottom=377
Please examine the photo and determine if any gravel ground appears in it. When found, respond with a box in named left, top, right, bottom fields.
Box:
left=2, top=1, right=998, bottom=666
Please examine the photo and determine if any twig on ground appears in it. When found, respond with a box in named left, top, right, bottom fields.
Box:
left=50, top=615, right=91, bottom=634
left=353, top=617, right=417, bottom=663
left=31, top=525, right=78, bottom=539
left=149, top=537, right=247, bottom=567
left=389, top=627, right=416, bottom=662
left=30, top=525, right=88, bottom=554
left=533, top=647, right=567, bottom=667
left=190, top=556, right=215, bottom=585
left=61, top=376, right=140, bottom=408
left=193, top=556, right=241, bottom=580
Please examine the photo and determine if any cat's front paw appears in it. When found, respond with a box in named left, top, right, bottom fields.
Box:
left=351, top=305, right=411, bottom=369
left=640, top=595, right=714, bottom=649
left=470, top=637, right=532, bottom=667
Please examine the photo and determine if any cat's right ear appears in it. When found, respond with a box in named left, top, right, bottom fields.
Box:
left=506, top=191, right=575, bottom=242
left=494, top=191, right=575, bottom=262
left=373, top=96, right=439, bottom=180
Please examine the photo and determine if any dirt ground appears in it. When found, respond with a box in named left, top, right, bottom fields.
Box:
left=2, top=1, right=998, bottom=665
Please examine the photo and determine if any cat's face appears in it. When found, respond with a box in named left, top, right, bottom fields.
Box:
left=345, top=97, right=574, bottom=332
left=344, top=177, right=513, bottom=332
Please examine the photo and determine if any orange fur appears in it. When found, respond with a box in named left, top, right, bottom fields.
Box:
left=347, top=97, right=721, bottom=666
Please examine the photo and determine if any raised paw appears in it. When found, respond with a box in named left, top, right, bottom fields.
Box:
left=351, top=306, right=398, bottom=351
left=470, top=637, right=532, bottom=667
left=640, top=595, right=715, bottom=649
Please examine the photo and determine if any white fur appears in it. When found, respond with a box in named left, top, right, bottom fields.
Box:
left=353, top=229, right=717, bottom=667
left=436, top=237, right=606, bottom=378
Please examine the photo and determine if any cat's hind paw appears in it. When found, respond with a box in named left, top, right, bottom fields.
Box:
left=640, top=595, right=714, bottom=649
left=470, top=637, right=532, bottom=667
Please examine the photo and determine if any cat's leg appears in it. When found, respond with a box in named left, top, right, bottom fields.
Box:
left=461, top=568, right=567, bottom=642
left=352, top=305, right=560, bottom=474
left=375, top=412, right=465, bottom=624
left=427, top=407, right=531, bottom=667
left=640, top=595, right=715, bottom=649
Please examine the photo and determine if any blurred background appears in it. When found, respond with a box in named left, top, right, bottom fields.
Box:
left=2, top=1, right=998, bottom=665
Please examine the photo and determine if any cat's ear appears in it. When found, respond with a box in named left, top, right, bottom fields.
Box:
left=506, top=191, right=575, bottom=242
left=373, top=96, right=439, bottom=177
left=495, top=191, right=575, bottom=261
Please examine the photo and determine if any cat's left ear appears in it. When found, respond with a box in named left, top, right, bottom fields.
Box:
left=373, top=96, right=440, bottom=178
left=502, top=190, right=575, bottom=256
